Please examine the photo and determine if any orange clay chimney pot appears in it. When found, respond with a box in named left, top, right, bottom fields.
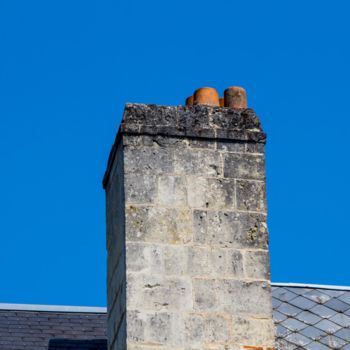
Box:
left=185, top=96, right=194, bottom=106
left=219, top=97, right=224, bottom=107
left=224, top=86, right=247, bottom=108
left=193, top=87, right=220, bottom=106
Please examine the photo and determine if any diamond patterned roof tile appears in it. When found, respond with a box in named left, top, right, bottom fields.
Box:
left=289, top=296, right=317, bottom=310
left=319, top=334, right=347, bottom=348
left=299, top=326, right=326, bottom=341
left=295, top=311, right=322, bottom=326
left=303, top=290, right=332, bottom=304
left=285, top=332, right=312, bottom=347
left=281, top=318, right=308, bottom=332
left=314, top=319, right=342, bottom=334
left=324, top=298, right=350, bottom=313
left=309, top=304, right=338, bottom=319
left=278, top=302, right=303, bottom=317
left=304, top=341, right=331, bottom=350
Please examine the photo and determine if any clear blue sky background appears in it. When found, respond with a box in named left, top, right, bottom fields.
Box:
left=1, top=0, right=349, bottom=307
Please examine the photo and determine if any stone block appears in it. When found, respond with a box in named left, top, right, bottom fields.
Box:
left=126, top=242, right=188, bottom=276
left=217, top=141, right=246, bottom=153
left=226, top=250, right=244, bottom=277
left=193, top=210, right=268, bottom=249
left=123, top=103, right=177, bottom=126
left=184, top=313, right=205, bottom=345
left=193, top=279, right=219, bottom=311
left=127, top=273, right=193, bottom=311
left=246, top=142, right=265, bottom=154
left=127, top=310, right=145, bottom=342
left=203, top=346, right=241, bottom=350
left=187, top=178, right=235, bottom=210
left=174, top=148, right=222, bottom=176
left=218, top=280, right=273, bottom=316
left=147, top=312, right=172, bottom=343
left=188, top=138, right=216, bottom=149
left=230, top=316, right=275, bottom=346
left=126, top=206, right=192, bottom=244
left=127, top=311, right=184, bottom=347
left=209, top=108, right=261, bottom=131
left=163, top=245, right=188, bottom=275
left=188, top=247, right=243, bottom=278
left=224, top=153, right=265, bottom=180
left=204, top=314, right=230, bottom=342
left=243, top=250, right=270, bottom=280
left=152, top=135, right=188, bottom=148
left=236, top=180, right=266, bottom=212
left=177, top=105, right=211, bottom=132
left=124, top=147, right=173, bottom=175
left=158, top=176, right=187, bottom=207
left=127, top=345, right=168, bottom=350
left=125, top=174, right=158, bottom=204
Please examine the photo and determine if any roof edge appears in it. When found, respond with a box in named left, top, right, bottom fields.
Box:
left=0, top=303, right=107, bottom=313
left=272, top=282, right=350, bottom=291
left=2, top=283, right=350, bottom=312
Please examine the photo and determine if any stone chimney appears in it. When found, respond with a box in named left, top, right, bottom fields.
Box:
left=103, top=87, right=275, bottom=350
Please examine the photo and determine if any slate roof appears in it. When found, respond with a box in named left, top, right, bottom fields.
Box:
left=1, top=283, right=350, bottom=349
left=0, top=305, right=107, bottom=350
left=273, top=284, right=350, bottom=349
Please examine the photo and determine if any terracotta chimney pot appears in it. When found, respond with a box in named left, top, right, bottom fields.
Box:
left=193, top=87, right=220, bottom=106
left=185, top=96, right=194, bottom=106
left=224, top=86, right=247, bottom=108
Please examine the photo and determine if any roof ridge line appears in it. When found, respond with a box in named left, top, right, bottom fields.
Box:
left=0, top=303, right=107, bottom=313
left=272, top=282, right=350, bottom=291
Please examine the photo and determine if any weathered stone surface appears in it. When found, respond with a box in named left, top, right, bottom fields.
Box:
left=187, top=177, right=235, bottom=210
left=246, top=142, right=265, bottom=154
left=243, top=250, right=270, bottom=280
left=230, top=316, right=275, bottom=346
left=105, top=103, right=274, bottom=350
left=210, top=107, right=261, bottom=130
left=188, top=138, right=216, bottom=149
left=126, top=243, right=188, bottom=276
left=218, top=280, right=273, bottom=315
left=125, top=206, right=192, bottom=244
left=123, top=103, right=177, bottom=126
left=127, top=273, right=193, bottom=311
left=125, top=174, right=157, bottom=204
left=184, top=313, right=204, bottom=345
left=204, top=314, right=230, bottom=342
left=127, top=310, right=145, bottom=342
left=217, top=141, right=246, bottom=153
left=124, top=147, right=173, bottom=175
left=236, top=180, right=266, bottom=212
left=193, top=210, right=268, bottom=249
left=127, top=311, right=185, bottom=347
left=158, top=176, right=187, bottom=207
left=188, top=247, right=243, bottom=278
left=224, top=153, right=265, bottom=180
left=174, top=148, right=222, bottom=176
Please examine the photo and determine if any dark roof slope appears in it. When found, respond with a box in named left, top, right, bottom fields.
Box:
left=0, top=306, right=106, bottom=350
left=273, top=284, right=350, bottom=349
left=1, top=284, right=350, bottom=349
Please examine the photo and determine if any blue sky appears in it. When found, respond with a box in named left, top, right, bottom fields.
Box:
left=0, top=0, right=349, bottom=307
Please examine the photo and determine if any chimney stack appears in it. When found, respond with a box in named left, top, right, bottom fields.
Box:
left=103, top=87, right=275, bottom=350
